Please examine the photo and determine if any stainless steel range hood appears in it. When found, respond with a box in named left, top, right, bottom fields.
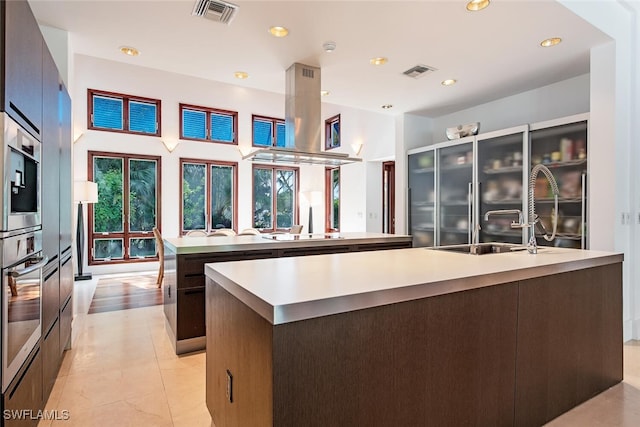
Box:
left=243, top=63, right=362, bottom=166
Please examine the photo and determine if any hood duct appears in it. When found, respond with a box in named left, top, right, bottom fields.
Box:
left=243, top=63, right=362, bottom=166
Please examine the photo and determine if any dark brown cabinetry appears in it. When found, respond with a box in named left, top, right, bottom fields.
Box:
left=42, top=265, right=60, bottom=333
left=165, top=239, right=412, bottom=354
left=206, top=263, right=622, bottom=426
left=2, top=0, right=43, bottom=139
left=41, top=318, right=60, bottom=401
left=3, top=347, right=42, bottom=427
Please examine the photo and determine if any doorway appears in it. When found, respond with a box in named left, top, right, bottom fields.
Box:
left=382, top=161, right=395, bottom=233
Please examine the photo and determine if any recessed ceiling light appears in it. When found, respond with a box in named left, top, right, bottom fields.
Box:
left=269, top=26, right=289, bottom=37
left=540, top=37, right=562, bottom=47
left=466, top=0, right=490, bottom=11
left=381, top=104, right=393, bottom=109
left=320, top=90, right=330, bottom=96
left=119, top=46, right=140, bottom=56
left=234, top=71, right=249, bottom=80
left=441, top=79, right=457, bottom=86
left=370, top=57, right=388, bottom=66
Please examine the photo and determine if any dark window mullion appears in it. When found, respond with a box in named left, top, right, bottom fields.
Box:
left=123, top=156, right=131, bottom=260
left=123, top=97, right=130, bottom=133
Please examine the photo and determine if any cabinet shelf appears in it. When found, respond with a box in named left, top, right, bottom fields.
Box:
left=530, top=159, right=586, bottom=169
left=536, top=197, right=582, bottom=204
left=441, top=227, right=468, bottom=234
left=412, top=225, right=434, bottom=231
left=440, top=163, right=472, bottom=172
left=411, top=167, right=434, bottom=174
left=483, top=165, right=523, bottom=175
left=483, top=230, right=522, bottom=238
left=482, top=199, right=522, bottom=205
left=441, top=200, right=469, bottom=207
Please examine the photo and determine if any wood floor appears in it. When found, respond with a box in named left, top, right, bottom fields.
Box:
left=88, top=274, right=162, bottom=314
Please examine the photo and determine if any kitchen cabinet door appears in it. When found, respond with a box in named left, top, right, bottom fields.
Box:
left=42, top=48, right=61, bottom=261
left=476, top=126, right=528, bottom=245
left=3, top=0, right=43, bottom=139
left=438, top=140, right=474, bottom=246
left=408, top=149, right=436, bottom=247
left=529, top=115, right=588, bottom=249
left=59, top=82, right=73, bottom=255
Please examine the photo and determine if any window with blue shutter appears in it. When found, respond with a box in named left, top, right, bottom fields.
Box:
left=89, top=89, right=161, bottom=136
left=179, top=104, right=237, bottom=144
left=252, top=115, right=286, bottom=148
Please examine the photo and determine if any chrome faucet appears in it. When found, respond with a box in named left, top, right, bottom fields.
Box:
left=526, top=163, right=559, bottom=254
left=482, top=164, right=559, bottom=254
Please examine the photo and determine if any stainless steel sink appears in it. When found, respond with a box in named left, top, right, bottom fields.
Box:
left=429, top=242, right=527, bottom=255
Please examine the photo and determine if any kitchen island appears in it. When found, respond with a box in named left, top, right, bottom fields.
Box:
left=162, top=232, right=412, bottom=354
left=205, top=246, right=623, bottom=426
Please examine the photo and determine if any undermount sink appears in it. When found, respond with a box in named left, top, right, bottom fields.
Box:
left=430, top=242, right=527, bottom=255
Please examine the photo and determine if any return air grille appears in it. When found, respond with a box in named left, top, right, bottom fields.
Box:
left=403, top=64, right=437, bottom=79
left=192, top=0, right=239, bottom=25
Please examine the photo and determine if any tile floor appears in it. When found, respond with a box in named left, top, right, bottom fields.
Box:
left=38, top=273, right=639, bottom=426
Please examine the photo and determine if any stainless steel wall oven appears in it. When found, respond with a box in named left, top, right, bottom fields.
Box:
left=1, top=229, right=45, bottom=392
left=1, top=113, right=41, bottom=234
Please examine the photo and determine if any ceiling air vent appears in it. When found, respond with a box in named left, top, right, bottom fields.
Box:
left=403, top=64, right=437, bottom=79
left=192, top=0, right=239, bottom=25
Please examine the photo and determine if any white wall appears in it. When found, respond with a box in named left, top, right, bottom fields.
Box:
left=72, top=54, right=393, bottom=275
left=431, top=74, right=590, bottom=143
left=560, top=0, right=638, bottom=341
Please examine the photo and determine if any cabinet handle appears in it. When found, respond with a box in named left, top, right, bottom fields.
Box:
left=581, top=173, right=586, bottom=249
left=467, top=182, right=472, bottom=244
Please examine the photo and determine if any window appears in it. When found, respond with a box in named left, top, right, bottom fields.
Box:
left=89, top=151, right=161, bottom=264
left=325, top=167, right=340, bottom=232
left=180, top=103, right=238, bottom=144
left=252, top=165, right=298, bottom=231
left=88, top=89, right=161, bottom=136
left=252, top=115, right=286, bottom=147
left=181, top=159, right=237, bottom=234
left=325, top=114, right=341, bottom=150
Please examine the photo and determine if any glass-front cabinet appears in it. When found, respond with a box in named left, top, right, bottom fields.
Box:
left=438, top=140, right=473, bottom=245
left=407, top=114, right=589, bottom=250
left=408, top=148, right=435, bottom=247
left=476, top=126, right=528, bottom=245
left=529, top=115, right=588, bottom=249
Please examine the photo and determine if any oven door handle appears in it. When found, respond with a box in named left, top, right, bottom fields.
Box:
left=8, top=256, right=49, bottom=278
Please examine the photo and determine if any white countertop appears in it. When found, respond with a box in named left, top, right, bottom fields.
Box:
left=205, top=247, right=623, bottom=325
left=164, top=232, right=411, bottom=254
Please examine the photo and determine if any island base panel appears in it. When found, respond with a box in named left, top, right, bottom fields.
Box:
left=515, top=263, right=623, bottom=426
left=206, top=277, right=519, bottom=426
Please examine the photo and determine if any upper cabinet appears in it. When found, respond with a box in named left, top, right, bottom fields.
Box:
left=529, top=115, right=588, bottom=249
left=2, top=0, right=44, bottom=140
left=476, top=126, right=528, bottom=245
left=408, top=114, right=589, bottom=249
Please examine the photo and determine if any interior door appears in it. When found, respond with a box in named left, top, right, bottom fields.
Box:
left=382, top=161, right=395, bottom=234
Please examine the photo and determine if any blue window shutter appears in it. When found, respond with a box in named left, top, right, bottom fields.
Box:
left=183, top=109, right=207, bottom=139
left=93, top=95, right=123, bottom=130
left=211, top=113, right=234, bottom=142
left=129, top=101, right=157, bottom=134
left=253, top=119, right=273, bottom=146
left=276, top=123, right=286, bottom=147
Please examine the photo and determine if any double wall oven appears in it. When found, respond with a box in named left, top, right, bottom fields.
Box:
left=1, top=112, right=43, bottom=392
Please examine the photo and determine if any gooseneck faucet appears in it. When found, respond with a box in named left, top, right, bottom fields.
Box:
left=526, top=163, right=559, bottom=253
left=482, top=164, right=559, bottom=254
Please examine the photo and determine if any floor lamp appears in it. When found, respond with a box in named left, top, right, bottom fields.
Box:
left=74, top=181, right=98, bottom=281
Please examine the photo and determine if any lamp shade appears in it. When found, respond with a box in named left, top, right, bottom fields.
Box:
left=74, top=181, right=98, bottom=204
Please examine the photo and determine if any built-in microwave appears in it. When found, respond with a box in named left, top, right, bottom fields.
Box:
left=1, top=113, right=41, bottom=235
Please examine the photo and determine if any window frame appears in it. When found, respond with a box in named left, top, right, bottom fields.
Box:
left=179, top=103, right=238, bottom=145
left=87, top=151, right=162, bottom=266
left=88, top=89, right=161, bottom=137
left=325, top=166, right=340, bottom=232
left=325, top=114, right=341, bottom=150
left=251, top=164, right=299, bottom=232
left=179, top=158, right=238, bottom=235
left=251, top=114, right=286, bottom=147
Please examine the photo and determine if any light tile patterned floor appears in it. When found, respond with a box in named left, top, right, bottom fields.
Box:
left=39, top=274, right=639, bottom=426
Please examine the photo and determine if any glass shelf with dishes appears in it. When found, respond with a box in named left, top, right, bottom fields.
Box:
left=477, top=128, right=528, bottom=245
left=408, top=148, right=436, bottom=247
left=530, top=115, right=588, bottom=249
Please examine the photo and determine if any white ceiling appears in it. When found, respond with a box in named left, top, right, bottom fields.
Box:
left=29, top=0, right=611, bottom=117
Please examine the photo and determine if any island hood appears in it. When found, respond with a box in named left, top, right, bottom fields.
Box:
left=242, top=63, right=362, bottom=166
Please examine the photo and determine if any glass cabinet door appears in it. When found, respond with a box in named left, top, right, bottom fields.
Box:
left=408, top=150, right=435, bottom=247
left=438, top=141, right=473, bottom=246
left=530, top=119, right=587, bottom=249
left=477, top=129, right=527, bottom=244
